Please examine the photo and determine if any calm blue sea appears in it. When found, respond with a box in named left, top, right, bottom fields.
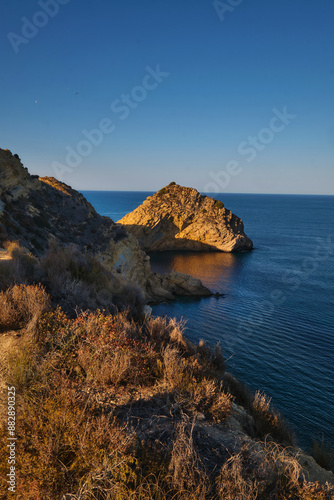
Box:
left=82, top=191, right=334, bottom=452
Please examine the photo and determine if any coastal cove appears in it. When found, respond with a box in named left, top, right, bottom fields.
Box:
left=83, top=191, right=334, bottom=453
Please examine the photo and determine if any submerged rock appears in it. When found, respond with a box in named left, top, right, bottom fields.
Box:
left=119, top=182, right=253, bottom=252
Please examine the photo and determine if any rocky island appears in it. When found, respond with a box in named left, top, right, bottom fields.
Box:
left=0, top=149, right=210, bottom=303
left=119, top=182, right=253, bottom=252
left=0, top=150, right=333, bottom=499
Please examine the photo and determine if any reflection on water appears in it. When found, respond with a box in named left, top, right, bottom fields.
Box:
left=149, top=250, right=249, bottom=294
left=149, top=246, right=334, bottom=452
left=82, top=190, right=334, bottom=452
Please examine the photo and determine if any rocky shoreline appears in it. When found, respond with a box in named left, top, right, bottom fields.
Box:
left=0, top=149, right=211, bottom=303
left=1, top=149, right=333, bottom=498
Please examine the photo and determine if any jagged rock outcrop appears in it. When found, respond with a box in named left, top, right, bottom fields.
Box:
left=119, top=182, right=253, bottom=252
left=0, top=149, right=211, bottom=301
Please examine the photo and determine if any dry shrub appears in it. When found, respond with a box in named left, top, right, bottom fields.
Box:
left=222, top=372, right=254, bottom=410
left=252, top=391, right=295, bottom=446
left=253, top=390, right=271, bottom=413
left=300, top=481, right=334, bottom=499
left=1, top=303, right=333, bottom=499
left=40, top=241, right=114, bottom=313
left=168, top=419, right=209, bottom=499
left=35, top=309, right=159, bottom=387
left=161, top=348, right=232, bottom=420
left=146, top=316, right=188, bottom=351
left=1, top=387, right=135, bottom=499
left=208, top=388, right=233, bottom=423
left=111, top=310, right=138, bottom=339
left=163, top=346, right=185, bottom=389
left=0, top=283, right=50, bottom=332
left=0, top=241, right=40, bottom=289
left=78, top=348, right=132, bottom=386
left=263, top=441, right=302, bottom=493
left=187, top=378, right=233, bottom=422
left=0, top=259, right=18, bottom=289
left=40, top=241, right=144, bottom=316
left=147, top=320, right=226, bottom=390
left=111, top=281, right=145, bottom=320
left=196, top=339, right=225, bottom=374
left=217, top=439, right=334, bottom=500
left=65, top=472, right=170, bottom=500
left=216, top=441, right=302, bottom=500
left=6, top=336, right=47, bottom=393
left=216, top=449, right=258, bottom=500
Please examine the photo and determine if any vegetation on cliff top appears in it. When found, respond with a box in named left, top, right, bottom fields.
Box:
left=0, top=241, right=333, bottom=498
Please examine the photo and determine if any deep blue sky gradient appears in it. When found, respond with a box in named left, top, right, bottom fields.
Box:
left=1, top=0, right=333, bottom=193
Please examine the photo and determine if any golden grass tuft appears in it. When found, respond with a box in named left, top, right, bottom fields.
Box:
left=168, top=418, right=210, bottom=499
left=0, top=284, right=332, bottom=499
left=0, top=283, right=50, bottom=332
left=251, top=390, right=295, bottom=446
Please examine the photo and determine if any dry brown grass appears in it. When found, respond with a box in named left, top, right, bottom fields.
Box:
left=197, top=339, right=225, bottom=374
left=0, top=283, right=332, bottom=499
left=0, top=283, right=50, bottom=332
left=78, top=348, right=133, bottom=386
left=0, top=241, right=40, bottom=289
left=146, top=316, right=188, bottom=351
left=40, top=241, right=144, bottom=316
left=215, top=440, right=331, bottom=500
left=162, top=346, right=185, bottom=389
left=0, top=387, right=134, bottom=499
left=1, top=240, right=145, bottom=317
left=216, top=449, right=258, bottom=500
left=251, top=390, right=295, bottom=446
left=180, top=378, right=233, bottom=423
left=168, top=418, right=210, bottom=499
left=34, top=308, right=159, bottom=388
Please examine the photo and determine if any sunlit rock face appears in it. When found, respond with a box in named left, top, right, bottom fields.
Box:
left=0, top=149, right=211, bottom=301
left=119, top=182, right=253, bottom=252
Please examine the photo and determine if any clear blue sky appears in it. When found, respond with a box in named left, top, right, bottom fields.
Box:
left=1, top=0, right=334, bottom=194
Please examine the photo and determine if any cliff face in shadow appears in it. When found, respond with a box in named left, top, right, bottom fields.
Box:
left=119, top=182, right=253, bottom=252
left=0, top=149, right=210, bottom=301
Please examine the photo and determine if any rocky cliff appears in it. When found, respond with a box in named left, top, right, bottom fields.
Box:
left=0, top=149, right=210, bottom=301
left=118, top=182, right=253, bottom=252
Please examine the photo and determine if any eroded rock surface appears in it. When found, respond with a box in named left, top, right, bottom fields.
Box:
left=0, top=149, right=211, bottom=301
left=119, top=182, right=253, bottom=252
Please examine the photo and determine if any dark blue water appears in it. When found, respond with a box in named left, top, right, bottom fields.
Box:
left=82, top=191, right=334, bottom=451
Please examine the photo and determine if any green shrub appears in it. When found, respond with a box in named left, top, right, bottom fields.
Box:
left=214, top=200, right=224, bottom=209
left=156, top=187, right=168, bottom=197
